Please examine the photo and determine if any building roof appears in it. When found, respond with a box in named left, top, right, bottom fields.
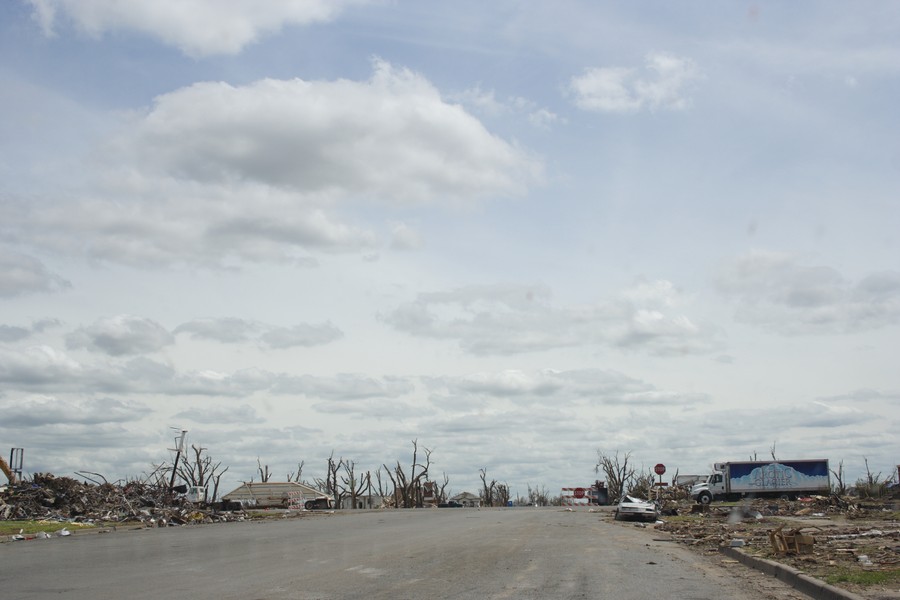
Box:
left=222, top=481, right=326, bottom=500
left=451, top=491, right=480, bottom=501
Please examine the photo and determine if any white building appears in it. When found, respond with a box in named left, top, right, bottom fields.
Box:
left=450, top=491, right=481, bottom=507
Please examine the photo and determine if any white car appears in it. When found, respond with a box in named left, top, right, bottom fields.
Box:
left=614, top=495, right=659, bottom=522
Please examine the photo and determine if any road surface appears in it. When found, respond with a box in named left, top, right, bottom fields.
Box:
left=1, top=507, right=804, bottom=599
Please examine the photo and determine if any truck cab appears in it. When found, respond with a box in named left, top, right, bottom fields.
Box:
left=184, top=485, right=207, bottom=504
left=690, top=469, right=725, bottom=504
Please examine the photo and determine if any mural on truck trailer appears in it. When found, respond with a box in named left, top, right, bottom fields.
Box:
left=729, top=462, right=829, bottom=489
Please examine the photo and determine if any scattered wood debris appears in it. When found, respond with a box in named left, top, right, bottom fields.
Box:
left=642, top=495, right=900, bottom=597
left=0, top=472, right=245, bottom=530
left=768, top=523, right=815, bottom=555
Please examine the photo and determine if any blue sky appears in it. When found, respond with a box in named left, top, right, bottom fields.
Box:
left=1, top=1, right=898, bottom=497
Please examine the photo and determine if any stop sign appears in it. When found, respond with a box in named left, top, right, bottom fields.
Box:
left=654, top=463, right=666, bottom=476
left=573, top=487, right=585, bottom=499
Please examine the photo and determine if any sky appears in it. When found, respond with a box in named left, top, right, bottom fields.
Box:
left=1, top=1, right=898, bottom=499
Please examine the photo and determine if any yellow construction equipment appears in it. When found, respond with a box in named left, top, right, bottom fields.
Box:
left=0, top=455, right=15, bottom=485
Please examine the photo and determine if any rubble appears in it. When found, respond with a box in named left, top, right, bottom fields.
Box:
left=635, top=494, right=900, bottom=597
left=768, top=523, right=815, bottom=555
left=0, top=472, right=246, bottom=533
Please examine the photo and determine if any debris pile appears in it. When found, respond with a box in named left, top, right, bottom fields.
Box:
left=647, top=495, right=900, bottom=588
left=1, top=473, right=241, bottom=527
left=656, top=496, right=896, bottom=540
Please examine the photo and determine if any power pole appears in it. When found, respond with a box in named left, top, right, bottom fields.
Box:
left=168, top=429, right=187, bottom=497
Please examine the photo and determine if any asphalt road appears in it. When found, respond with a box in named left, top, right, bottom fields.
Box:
left=1, top=507, right=804, bottom=600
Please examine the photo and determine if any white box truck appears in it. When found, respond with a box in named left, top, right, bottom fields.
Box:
left=690, top=459, right=830, bottom=504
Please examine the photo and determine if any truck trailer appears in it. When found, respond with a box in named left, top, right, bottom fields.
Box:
left=690, top=459, right=830, bottom=504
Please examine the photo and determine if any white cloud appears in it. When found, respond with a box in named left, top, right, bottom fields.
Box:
left=0, top=346, right=414, bottom=402
left=174, top=318, right=344, bottom=349
left=528, top=108, right=562, bottom=129
left=66, top=315, right=174, bottom=356
left=817, top=388, right=900, bottom=404
left=388, top=222, right=424, bottom=251
left=0, top=325, right=30, bottom=343
left=272, top=373, right=414, bottom=400
left=2, top=394, right=149, bottom=427
left=451, top=86, right=506, bottom=115
left=174, top=318, right=260, bottom=344
left=716, top=252, right=900, bottom=334
left=428, top=368, right=709, bottom=407
left=312, top=398, right=434, bottom=421
left=113, top=61, right=537, bottom=202
left=0, top=318, right=62, bottom=343
left=0, top=250, right=70, bottom=297
left=384, top=281, right=721, bottom=356
left=259, top=322, right=343, bottom=349
left=570, top=52, right=701, bottom=113
left=0, top=345, right=84, bottom=386
left=570, top=66, right=641, bottom=113
left=698, top=401, right=874, bottom=435
left=452, top=85, right=562, bottom=129
left=2, top=61, right=539, bottom=268
left=173, top=404, right=266, bottom=425
left=27, top=0, right=363, bottom=57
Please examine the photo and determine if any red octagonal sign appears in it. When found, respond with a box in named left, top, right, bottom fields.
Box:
left=573, top=487, right=585, bottom=499
left=654, top=463, right=666, bottom=476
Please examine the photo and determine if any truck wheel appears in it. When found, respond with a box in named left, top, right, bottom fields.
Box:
left=305, top=500, right=315, bottom=510
left=697, top=491, right=712, bottom=505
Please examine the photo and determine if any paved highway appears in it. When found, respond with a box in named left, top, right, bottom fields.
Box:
left=1, top=507, right=803, bottom=599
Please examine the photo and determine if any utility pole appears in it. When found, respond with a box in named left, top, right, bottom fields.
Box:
left=168, top=429, right=187, bottom=497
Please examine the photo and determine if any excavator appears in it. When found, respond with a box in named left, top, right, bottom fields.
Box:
left=0, top=455, right=15, bottom=485
left=1, top=448, right=23, bottom=485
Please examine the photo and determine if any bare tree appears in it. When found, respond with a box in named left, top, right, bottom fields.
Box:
left=175, top=444, right=229, bottom=501
left=438, top=472, right=450, bottom=504
left=383, top=439, right=432, bottom=508
left=341, top=459, right=367, bottom=509
left=626, top=468, right=656, bottom=499
left=479, top=467, right=497, bottom=507
left=148, top=445, right=227, bottom=502
left=595, top=450, right=634, bottom=504
left=314, top=452, right=346, bottom=508
left=856, top=457, right=889, bottom=499
left=373, top=466, right=390, bottom=500
left=364, top=470, right=373, bottom=508
left=492, top=482, right=510, bottom=507
left=830, top=460, right=846, bottom=496
left=145, top=463, right=171, bottom=489
left=287, top=460, right=305, bottom=483
left=526, top=483, right=551, bottom=506
left=256, top=457, right=272, bottom=483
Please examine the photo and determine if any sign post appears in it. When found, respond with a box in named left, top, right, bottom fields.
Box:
left=654, top=463, right=666, bottom=486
